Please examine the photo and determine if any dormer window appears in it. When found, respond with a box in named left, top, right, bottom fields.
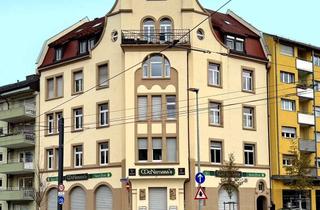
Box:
left=55, top=47, right=62, bottom=61
left=225, top=35, right=244, bottom=52
left=142, top=54, right=170, bottom=79
left=79, top=40, right=88, bottom=54
left=79, top=38, right=96, bottom=55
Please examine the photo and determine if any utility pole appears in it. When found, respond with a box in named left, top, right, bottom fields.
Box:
left=188, top=88, right=201, bottom=210
left=58, top=117, right=64, bottom=210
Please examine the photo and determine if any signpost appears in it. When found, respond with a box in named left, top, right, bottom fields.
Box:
left=194, top=187, right=208, bottom=200
left=195, top=172, right=206, bottom=185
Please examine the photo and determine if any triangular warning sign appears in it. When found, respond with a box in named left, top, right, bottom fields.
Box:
left=194, top=187, right=208, bottom=200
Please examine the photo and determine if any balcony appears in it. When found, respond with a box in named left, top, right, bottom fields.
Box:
left=297, top=88, right=314, bottom=100
left=299, top=139, right=316, bottom=153
left=296, top=58, right=313, bottom=73
left=121, top=29, right=190, bottom=46
left=0, top=103, right=36, bottom=123
left=0, top=188, right=34, bottom=201
left=0, top=161, right=34, bottom=175
left=0, top=132, right=35, bottom=149
left=298, top=113, right=315, bottom=126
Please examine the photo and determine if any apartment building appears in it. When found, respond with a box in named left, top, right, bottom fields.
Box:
left=0, top=75, right=39, bottom=210
left=264, top=34, right=320, bottom=209
left=35, top=0, right=270, bottom=210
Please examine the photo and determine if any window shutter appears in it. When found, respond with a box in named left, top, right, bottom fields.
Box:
left=139, top=139, right=148, bottom=149
left=56, top=77, right=63, bottom=97
left=152, top=96, right=161, bottom=120
left=99, top=65, right=108, bottom=86
left=138, top=96, right=147, bottom=120
left=152, top=139, right=162, bottom=149
left=167, top=138, right=177, bottom=162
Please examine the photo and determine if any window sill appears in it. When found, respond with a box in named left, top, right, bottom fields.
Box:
left=208, top=84, right=223, bottom=89
left=135, top=161, right=179, bottom=165
left=244, top=164, right=255, bottom=167
left=243, top=127, right=256, bottom=131
left=166, top=119, right=177, bottom=122
left=72, top=91, right=84, bottom=96
left=45, top=133, right=59, bottom=137
left=96, top=85, right=109, bottom=90
left=71, top=129, right=84, bottom=133
left=96, top=125, right=109, bottom=129
left=242, top=89, right=255, bottom=94
left=45, top=96, right=64, bottom=102
left=209, top=123, right=223, bottom=128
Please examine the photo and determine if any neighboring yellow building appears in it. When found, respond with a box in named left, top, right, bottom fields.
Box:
left=264, top=34, right=320, bottom=209
left=35, top=0, right=270, bottom=210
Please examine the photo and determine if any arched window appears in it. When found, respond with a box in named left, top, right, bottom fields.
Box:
left=47, top=188, right=57, bottom=210
left=160, top=18, right=172, bottom=42
left=218, top=186, right=238, bottom=210
left=143, top=19, right=155, bottom=42
left=95, top=185, right=113, bottom=210
left=142, top=54, right=170, bottom=78
left=70, top=187, right=86, bottom=210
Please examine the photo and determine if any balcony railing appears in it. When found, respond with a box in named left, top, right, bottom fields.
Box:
left=0, top=188, right=34, bottom=201
left=297, top=87, right=314, bottom=99
left=299, top=138, right=316, bottom=153
left=296, top=58, right=313, bottom=73
left=0, top=103, right=36, bottom=123
left=121, top=29, right=190, bottom=45
left=0, top=131, right=35, bottom=149
left=298, top=112, right=315, bottom=126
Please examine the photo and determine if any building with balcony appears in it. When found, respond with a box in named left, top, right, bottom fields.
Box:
left=264, top=34, right=320, bottom=209
left=36, top=0, right=270, bottom=210
left=0, top=75, right=39, bottom=210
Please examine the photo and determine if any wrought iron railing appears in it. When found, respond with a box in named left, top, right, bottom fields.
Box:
left=121, top=29, right=190, bottom=45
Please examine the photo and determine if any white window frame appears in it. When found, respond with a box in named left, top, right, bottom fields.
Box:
left=315, top=81, right=320, bottom=92
left=316, top=132, right=320, bottom=142
left=210, top=141, right=222, bottom=164
left=47, top=149, right=54, bottom=170
left=209, top=102, right=221, bottom=126
left=166, top=96, right=176, bottom=120
left=98, top=64, right=109, bottom=87
left=88, top=38, right=95, bottom=50
left=99, top=103, right=109, bottom=127
left=55, top=47, right=62, bottom=61
left=244, top=144, right=255, bottom=166
left=142, top=55, right=170, bottom=79
left=47, top=114, right=54, bottom=135
left=166, top=137, right=177, bottom=162
left=208, top=63, right=221, bottom=86
left=281, top=99, right=295, bottom=111
left=79, top=40, right=87, bottom=54
left=243, top=107, right=254, bottom=129
left=152, top=96, right=162, bottom=120
left=280, top=44, right=294, bottom=56
left=73, top=108, right=83, bottom=130
left=74, top=146, right=83, bottom=168
left=242, top=69, right=253, bottom=91
left=283, top=155, right=293, bottom=166
left=282, top=127, right=296, bottom=139
left=99, top=143, right=109, bottom=166
left=317, top=158, right=320, bottom=168
left=314, top=55, right=320, bottom=67
left=138, top=138, right=148, bottom=162
left=56, top=112, right=62, bottom=133
left=152, top=138, right=162, bottom=162
left=280, top=71, right=295, bottom=84
left=73, top=71, right=83, bottom=93
left=138, top=96, right=148, bottom=121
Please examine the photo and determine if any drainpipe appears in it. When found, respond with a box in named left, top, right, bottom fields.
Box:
left=274, top=38, right=280, bottom=176
left=184, top=48, right=191, bottom=210
left=311, top=50, right=318, bottom=175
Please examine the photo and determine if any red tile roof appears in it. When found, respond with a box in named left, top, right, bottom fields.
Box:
left=209, top=11, right=267, bottom=60
left=39, top=17, right=105, bottom=69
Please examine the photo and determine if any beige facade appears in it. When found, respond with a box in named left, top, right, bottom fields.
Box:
left=36, top=0, right=270, bottom=210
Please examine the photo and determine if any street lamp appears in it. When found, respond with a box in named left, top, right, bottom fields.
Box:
left=188, top=88, right=201, bottom=210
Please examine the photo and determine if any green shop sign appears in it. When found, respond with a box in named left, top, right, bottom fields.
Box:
left=203, top=170, right=265, bottom=178
left=46, top=172, right=112, bottom=182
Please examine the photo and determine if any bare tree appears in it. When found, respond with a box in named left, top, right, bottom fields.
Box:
left=218, top=153, right=246, bottom=206
left=33, top=164, right=48, bottom=210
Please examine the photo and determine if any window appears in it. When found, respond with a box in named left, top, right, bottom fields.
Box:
left=0, top=127, right=3, bottom=136
left=280, top=44, right=294, bottom=56
left=88, top=38, right=96, bottom=50
left=152, top=138, right=162, bottom=161
left=225, top=35, right=244, bottom=52
left=0, top=178, right=2, bottom=189
left=166, top=96, right=176, bottom=120
left=243, top=107, right=255, bottom=129
left=143, top=19, right=155, bottom=42
left=209, top=102, right=222, bottom=126
left=74, top=145, right=83, bottom=167
left=97, top=64, right=109, bottom=87
left=315, top=81, right=320, bottom=91
left=280, top=71, right=295, bottom=84
left=152, top=96, right=162, bottom=120
left=282, top=127, right=296, bottom=139
left=98, top=103, right=109, bottom=127
left=160, top=18, right=172, bottom=42
left=166, top=138, right=177, bottom=162
left=242, top=69, right=254, bottom=92
left=210, top=141, right=222, bottom=164
left=317, top=158, right=320, bottom=168
left=142, top=54, right=170, bottom=78
left=244, top=144, right=255, bottom=165
left=314, top=55, right=320, bottom=67
left=281, top=99, right=296, bottom=111
left=208, top=63, right=221, bottom=86
left=0, top=152, right=3, bottom=163
left=47, top=114, right=54, bottom=134
left=317, top=132, right=320, bottom=142
left=55, top=47, right=62, bottom=61
left=47, top=149, right=54, bottom=170
left=19, top=151, right=33, bottom=163
left=258, top=182, right=265, bottom=193
left=197, top=28, right=205, bottom=40
left=73, top=71, right=83, bottom=93
left=79, top=40, right=87, bottom=54
left=56, top=112, right=63, bottom=133
left=138, top=96, right=148, bottom=121
left=73, top=108, right=83, bottom=130
left=46, top=75, right=63, bottom=99
left=282, top=155, right=294, bottom=166
left=99, top=142, right=109, bottom=165
left=138, top=138, right=148, bottom=161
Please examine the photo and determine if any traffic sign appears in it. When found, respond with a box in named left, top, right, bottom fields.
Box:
left=58, top=191, right=65, bottom=196
left=194, top=187, right=208, bottom=200
left=58, top=196, right=65, bottom=205
left=58, top=184, right=65, bottom=192
left=195, top=172, right=205, bottom=184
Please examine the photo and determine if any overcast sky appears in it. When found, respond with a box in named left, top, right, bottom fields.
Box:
left=0, top=0, right=319, bottom=86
